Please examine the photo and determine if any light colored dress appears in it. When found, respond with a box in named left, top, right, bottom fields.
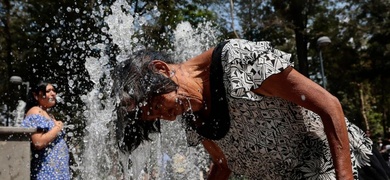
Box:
left=186, top=39, right=387, bottom=179
left=22, top=114, right=70, bottom=180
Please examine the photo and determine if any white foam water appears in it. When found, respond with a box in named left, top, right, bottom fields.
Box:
left=79, top=0, right=221, bottom=179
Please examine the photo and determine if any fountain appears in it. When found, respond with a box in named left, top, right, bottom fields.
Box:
left=79, top=1, right=220, bottom=179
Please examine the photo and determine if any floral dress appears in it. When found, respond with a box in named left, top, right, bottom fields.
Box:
left=186, top=39, right=390, bottom=180
left=21, top=114, right=70, bottom=180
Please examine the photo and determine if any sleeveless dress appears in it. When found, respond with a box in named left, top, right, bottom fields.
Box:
left=186, top=39, right=390, bottom=179
left=21, top=114, right=70, bottom=180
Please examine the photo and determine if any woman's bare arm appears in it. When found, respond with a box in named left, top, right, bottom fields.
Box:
left=252, top=67, right=353, bottom=180
left=202, top=139, right=231, bottom=180
left=27, top=107, right=64, bottom=150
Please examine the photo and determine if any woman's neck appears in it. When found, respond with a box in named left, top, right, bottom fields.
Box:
left=177, top=48, right=213, bottom=116
left=39, top=105, right=48, bottom=111
left=38, top=106, right=53, bottom=118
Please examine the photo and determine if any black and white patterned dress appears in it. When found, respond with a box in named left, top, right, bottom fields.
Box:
left=186, top=39, right=390, bottom=180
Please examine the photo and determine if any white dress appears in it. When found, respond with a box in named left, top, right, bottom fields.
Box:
left=186, top=39, right=383, bottom=180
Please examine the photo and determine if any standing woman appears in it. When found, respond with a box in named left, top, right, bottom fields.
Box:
left=21, top=81, right=70, bottom=180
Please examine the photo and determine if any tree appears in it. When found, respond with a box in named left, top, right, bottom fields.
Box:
left=229, top=0, right=390, bottom=138
left=233, top=0, right=323, bottom=76
left=351, top=0, right=390, bottom=137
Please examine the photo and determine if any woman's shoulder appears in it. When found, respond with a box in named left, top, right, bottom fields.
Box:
left=185, top=47, right=215, bottom=69
left=25, top=107, right=51, bottom=121
left=26, top=106, right=43, bottom=116
left=22, top=109, right=50, bottom=128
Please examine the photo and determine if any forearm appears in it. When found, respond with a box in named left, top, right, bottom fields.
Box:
left=208, top=162, right=231, bottom=180
left=202, top=139, right=231, bottom=180
left=31, top=125, right=62, bottom=150
left=253, top=67, right=354, bottom=179
left=321, top=102, right=353, bottom=180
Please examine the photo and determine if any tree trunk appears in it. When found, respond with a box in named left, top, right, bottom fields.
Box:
left=358, top=84, right=370, bottom=136
left=294, top=28, right=308, bottom=77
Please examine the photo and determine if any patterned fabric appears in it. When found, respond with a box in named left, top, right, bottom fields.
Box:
left=186, top=39, right=375, bottom=180
left=21, top=114, right=70, bottom=180
left=223, top=39, right=292, bottom=101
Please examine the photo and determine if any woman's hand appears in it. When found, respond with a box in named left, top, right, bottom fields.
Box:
left=54, top=120, right=64, bottom=130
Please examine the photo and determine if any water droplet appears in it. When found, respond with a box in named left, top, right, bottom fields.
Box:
left=68, top=80, right=74, bottom=87
left=67, top=132, right=74, bottom=137
left=301, top=95, right=306, bottom=101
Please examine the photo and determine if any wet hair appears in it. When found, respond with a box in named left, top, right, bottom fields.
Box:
left=112, top=49, right=178, bottom=152
left=25, top=81, right=52, bottom=113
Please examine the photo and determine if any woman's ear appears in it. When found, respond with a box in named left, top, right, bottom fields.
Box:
left=149, top=60, right=171, bottom=77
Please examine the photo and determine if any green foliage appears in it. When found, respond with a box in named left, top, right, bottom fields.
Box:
left=130, top=0, right=219, bottom=51
left=229, top=0, right=390, bottom=138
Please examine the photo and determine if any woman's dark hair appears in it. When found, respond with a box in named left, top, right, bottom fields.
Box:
left=112, top=49, right=178, bottom=152
left=25, top=81, right=51, bottom=113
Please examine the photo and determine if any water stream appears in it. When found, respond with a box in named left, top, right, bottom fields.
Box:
left=79, top=1, right=220, bottom=179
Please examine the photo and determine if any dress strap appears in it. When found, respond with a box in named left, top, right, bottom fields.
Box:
left=194, top=41, right=231, bottom=140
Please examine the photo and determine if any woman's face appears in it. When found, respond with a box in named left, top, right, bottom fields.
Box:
left=140, top=91, right=188, bottom=121
left=36, top=84, right=57, bottom=108
left=138, top=60, right=204, bottom=121
left=140, top=86, right=203, bottom=121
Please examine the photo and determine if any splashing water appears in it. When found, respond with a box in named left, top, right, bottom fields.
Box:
left=12, top=100, right=26, bottom=127
left=80, top=0, right=221, bottom=179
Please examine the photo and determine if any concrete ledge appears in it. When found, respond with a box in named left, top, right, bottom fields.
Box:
left=0, top=127, right=36, bottom=134
left=0, top=126, right=36, bottom=180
